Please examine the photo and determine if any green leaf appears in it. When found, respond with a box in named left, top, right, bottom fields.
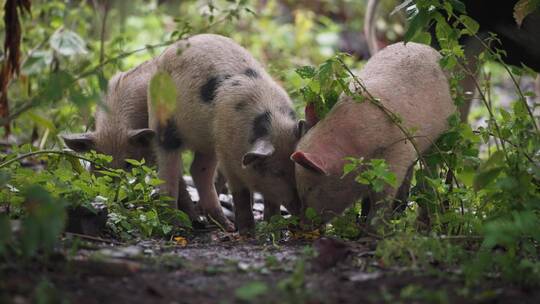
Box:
left=295, top=66, right=317, bottom=79
left=21, top=186, right=66, bottom=257
left=50, top=28, right=88, bottom=56
left=42, top=71, right=75, bottom=102
left=449, top=0, right=466, bottom=13
left=305, top=207, right=318, bottom=221
left=125, top=159, right=142, bottom=167
left=411, top=31, right=432, bottom=45
left=25, top=112, right=57, bottom=133
left=404, top=9, right=430, bottom=42
left=21, top=50, right=53, bottom=75
left=474, top=167, right=503, bottom=191
left=149, top=71, right=178, bottom=124
left=235, top=281, right=268, bottom=301
left=0, top=171, right=11, bottom=187
left=459, top=15, right=480, bottom=36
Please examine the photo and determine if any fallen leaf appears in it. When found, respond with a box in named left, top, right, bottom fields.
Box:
left=173, top=236, right=188, bottom=247
left=292, top=229, right=321, bottom=240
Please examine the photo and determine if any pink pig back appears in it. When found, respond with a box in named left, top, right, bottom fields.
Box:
left=295, top=42, right=455, bottom=221
left=298, top=42, right=454, bottom=175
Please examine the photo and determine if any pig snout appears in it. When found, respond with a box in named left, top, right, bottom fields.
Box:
left=294, top=161, right=363, bottom=224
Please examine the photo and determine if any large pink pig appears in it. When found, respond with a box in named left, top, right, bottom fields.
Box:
left=292, top=42, right=455, bottom=224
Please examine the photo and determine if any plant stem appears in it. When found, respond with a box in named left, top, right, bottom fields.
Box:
left=453, top=12, right=539, bottom=133
left=0, top=149, right=113, bottom=172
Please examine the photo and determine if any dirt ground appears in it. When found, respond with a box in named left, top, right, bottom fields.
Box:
left=2, top=229, right=539, bottom=304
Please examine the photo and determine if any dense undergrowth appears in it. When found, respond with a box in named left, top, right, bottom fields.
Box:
left=0, top=0, right=539, bottom=294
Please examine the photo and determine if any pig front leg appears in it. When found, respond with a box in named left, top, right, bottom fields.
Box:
left=190, top=152, right=235, bottom=232
left=231, top=188, right=255, bottom=235
left=157, top=148, right=197, bottom=220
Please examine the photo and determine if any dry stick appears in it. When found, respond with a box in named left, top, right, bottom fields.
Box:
left=64, top=232, right=125, bottom=246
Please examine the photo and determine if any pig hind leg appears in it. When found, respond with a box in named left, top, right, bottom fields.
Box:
left=190, top=152, right=235, bottom=232
left=365, top=148, right=413, bottom=227
left=392, top=163, right=415, bottom=214
left=263, top=201, right=281, bottom=222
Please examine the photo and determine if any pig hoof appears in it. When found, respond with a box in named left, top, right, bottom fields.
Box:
left=192, top=216, right=209, bottom=230
left=238, top=227, right=255, bottom=237
left=207, top=212, right=235, bottom=232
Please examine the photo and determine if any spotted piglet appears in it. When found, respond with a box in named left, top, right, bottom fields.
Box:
left=150, top=34, right=301, bottom=234
left=60, top=55, right=228, bottom=225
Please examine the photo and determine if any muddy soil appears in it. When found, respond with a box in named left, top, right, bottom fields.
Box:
left=1, top=231, right=539, bottom=304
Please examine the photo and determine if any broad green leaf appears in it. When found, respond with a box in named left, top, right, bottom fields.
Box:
left=25, top=111, right=57, bottom=133
left=125, top=159, right=142, bottom=167
left=21, top=50, right=53, bottom=75
left=50, top=28, right=88, bottom=56
left=305, top=207, right=318, bottom=221
left=42, top=71, right=75, bottom=102
left=404, top=8, right=429, bottom=42
left=295, top=66, right=317, bottom=79
left=449, top=0, right=466, bottom=13
left=149, top=70, right=178, bottom=125
left=0, top=171, right=11, bottom=187
left=459, top=15, right=480, bottom=36
left=411, top=31, right=432, bottom=45
left=474, top=167, right=503, bottom=191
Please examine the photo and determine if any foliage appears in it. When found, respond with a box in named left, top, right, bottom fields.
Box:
left=370, top=0, right=540, bottom=286
left=295, top=53, right=352, bottom=118
left=343, top=157, right=398, bottom=193
left=288, top=0, right=540, bottom=288
left=0, top=0, right=539, bottom=295
left=0, top=148, right=190, bottom=244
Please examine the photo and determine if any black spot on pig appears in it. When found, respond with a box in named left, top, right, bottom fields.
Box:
left=231, top=80, right=241, bottom=86
left=250, top=111, right=272, bottom=144
left=244, top=68, right=259, bottom=78
left=200, top=74, right=230, bottom=103
left=235, top=101, right=247, bottom=111
left=289, top=110, right=296, bottom=120
left=158, top=119, right=183, bottom=150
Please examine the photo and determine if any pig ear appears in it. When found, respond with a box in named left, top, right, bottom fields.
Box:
left=242, top=138, right=275, bottom=167
left=291, top=151, right=328, bottom=175
left=296, top=119, right=308, bottom=138
left=128, top=128, right=155, bottom=147
left=305, top=103, right=319, bottom=128
left=61, top=133, right=96, bottom=152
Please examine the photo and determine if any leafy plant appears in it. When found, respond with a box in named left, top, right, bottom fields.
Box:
left=0, top=148, right=190, bottom=242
